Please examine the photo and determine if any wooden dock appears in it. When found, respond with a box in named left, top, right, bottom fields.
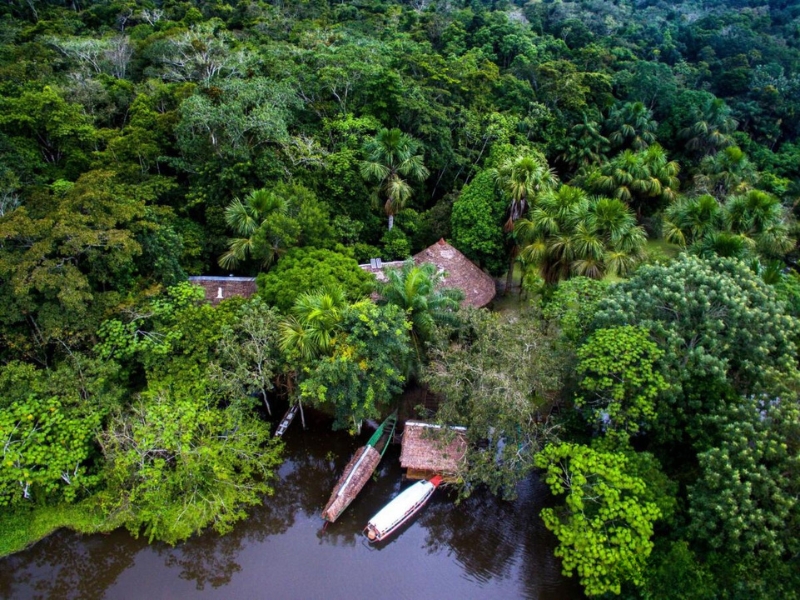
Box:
left=275, top=403, right=299, bottom=437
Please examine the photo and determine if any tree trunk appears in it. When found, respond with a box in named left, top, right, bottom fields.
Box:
left=388, top=214, right=394, bottom=230
left=299, top=400, right=306, bottom=429
left=261, top=390, right=271, bottom=416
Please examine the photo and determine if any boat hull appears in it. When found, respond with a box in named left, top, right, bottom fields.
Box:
left=364, top=476, right=443, bottom=543
left=321, top=413, right=398, bottom=523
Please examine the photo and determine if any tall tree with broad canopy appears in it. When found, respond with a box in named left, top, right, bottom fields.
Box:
left=98, top=380, right=282, bottom=545
left=535, top=443, right=661, bottom=597
left=592, top=254, right=800, bottom=447
left=688, top=397, right=800, bottom=569
left=360, top=128, right=429, bottom=231
left=575, top=326, right=669, bottom=437
left=424, top=308, right=566, bottom=498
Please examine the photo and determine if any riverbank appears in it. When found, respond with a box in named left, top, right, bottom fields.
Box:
left=0, top=498, right=114, bottom=558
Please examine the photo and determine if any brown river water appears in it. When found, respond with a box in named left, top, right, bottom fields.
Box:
left=0, top=408, right=583, bottom=600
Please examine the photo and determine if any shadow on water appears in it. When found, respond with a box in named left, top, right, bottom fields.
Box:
left=0, top=406, right=583, bottom=600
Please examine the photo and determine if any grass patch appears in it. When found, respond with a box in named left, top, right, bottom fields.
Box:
left=0, top=499, right=113, bottom=558
left=646, top=239, right=681, bottom=261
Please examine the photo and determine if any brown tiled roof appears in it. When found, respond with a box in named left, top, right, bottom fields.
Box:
left=400, top=421, right=467, bottom=475
left=412, top=239, right=496, bottom=308
left=188, top=276, right=257, bottom=305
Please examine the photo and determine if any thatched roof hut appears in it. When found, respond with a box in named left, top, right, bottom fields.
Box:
left=413, top=239, right=496, bottom=308
left=359, top=239, right=496, bottom=308
left=400, top=421, right=467, bottom=482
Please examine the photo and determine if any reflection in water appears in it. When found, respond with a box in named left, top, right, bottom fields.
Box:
left=0, top=406, right=583, bottom=600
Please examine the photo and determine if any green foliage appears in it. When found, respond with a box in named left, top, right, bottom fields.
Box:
left=425, top=309, right=566, bottom=497
left=220, top=182, right=335, bottom=271
left=377, top=260, right=463, bottom=358
left=209, top=297, right=283, bottom=414
left=576, top=326, right=668, bottom=436
left=664, top=189, right=793, bottom=261
left=256, top=247, right=374, bottom=312
left=360, top=128, right=429, bottom=230
left=298, top=301, right=411, bottom=431
left=379, top=226, right=412, bottom=260
left=0, top=170, right=145, bottom=354
left=516, top=185, right=647, bottom=283
left=593, top=254, right=800, bottom=447
left=0, top=395, right=100, bottom=506
left=581, top=145, right=680, bottom=217
left=535, top=443, right=661, bottom=596
left=688, top=398, right=799, bottom=563
left=98, top=381, right=282, bottom=545
left=541, top=276, right=608, bottom=343
left=450, top=170, right=507, bottom=275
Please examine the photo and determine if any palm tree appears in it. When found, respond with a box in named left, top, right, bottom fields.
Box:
left=606, top=101, right=658, bottom=150
left=559, top=114, right=609, bottom=171
left=360, top=128, right=429, bottom=230
left=279, top=286, right=348, bottom=361
left=663, top=190, right=793, bottom=260
left=583, top=144, right=679, bottom=218
left=663, top=194, right=723, bottom=247
left=377, top=260, right=463, bottom=362
left=219, top=189, right=287, bottom=270
left=725, top=190, right=794, bottom=257
left=680, top=97, right=738, bottom=156
left=492, top=152, right=559, bottom=292
left=516, top=185, right=646, bottom=284
left=694, top=146, right=755, bottom=198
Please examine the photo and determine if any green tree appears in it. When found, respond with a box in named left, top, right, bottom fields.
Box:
left=575, top=326, right=669, bottom=436
left=424, top=309, right=566, bottom=497
left=98, top=380, right=282, bottom=545
left=209, top=298, right=283, bottom=415
left=534, top=443, right=661, bottom=596
left=492, top=151, right=558, bottom=292
left=450, top=170, right=507, bottom=275
left=0, top=170, right=145, bottom=356
left=592, top=254, right=800, bottom=446
left=582, top=145, right=680, bottom=218
left=688, top=398, right=800, bottom=564
left=664, top=191, right=793, bottom=260
left=662, top=194, right=724, bottom=248
left=694, top=145, right=756, bottom=198
left=360, top=128, right=429, bottom=231
left=377, top=260, right=463, bottom=361
left=680, top=97, right=738, bottom=157
left=256, top=247, right=374, bottom=312
left=516, top=186, right=647, bottom=283
left=605, top=101, right=657, bottom=151
left=558, top=114, right=609, bottom=171
left=279, top=286, right=348, bottom=361
left=219, top=183, right=334, bottom=271
left=298, top=301, right=411, bottom=432
left=0, top=394, right=100, bottom=506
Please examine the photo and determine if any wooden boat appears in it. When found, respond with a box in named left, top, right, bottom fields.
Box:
left=364, top=475, right=443, bottom=543
left=321, top=412, right=398, bottom=523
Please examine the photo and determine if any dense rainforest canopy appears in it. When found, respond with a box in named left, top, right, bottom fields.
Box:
left=1, top=0, right=800, bottom=597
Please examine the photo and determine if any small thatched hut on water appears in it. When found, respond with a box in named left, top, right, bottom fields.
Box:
left=400, top=421, right=467, bottom=482
left=360, top=239, right=496, bottom=308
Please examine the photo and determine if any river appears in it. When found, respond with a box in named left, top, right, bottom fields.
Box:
left=0, top=408, right=583, bottom=600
